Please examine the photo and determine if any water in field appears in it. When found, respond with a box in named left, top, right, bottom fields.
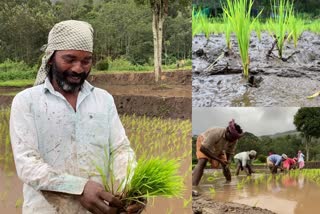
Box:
left=0, top=109, right=192, bottom=214
left=196, top=169, right=320, bottom=214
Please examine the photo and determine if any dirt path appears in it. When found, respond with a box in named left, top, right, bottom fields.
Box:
left=192, top=193, right=275, bottom=214
left=192, top=32, right=320, bottom=106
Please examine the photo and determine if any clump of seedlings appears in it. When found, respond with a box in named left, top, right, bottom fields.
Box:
left=266, top=0, right=300, bottom=61
left=96, top=154, right=184, bottom=212
left=222, top=0, right=262, bottom=78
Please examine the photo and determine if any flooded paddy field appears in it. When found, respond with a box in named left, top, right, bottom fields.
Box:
left=193, top=169, right=320, bottom=214
left=0, top=109, right=192, bottom=213
left=192, top=32, right=320, bottom=107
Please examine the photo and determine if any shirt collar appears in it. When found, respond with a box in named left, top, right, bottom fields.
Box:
left=42, top=77, right=94, bottom=95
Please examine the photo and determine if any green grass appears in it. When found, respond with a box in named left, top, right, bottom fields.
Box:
left=0, top=79, right=34, bottom=87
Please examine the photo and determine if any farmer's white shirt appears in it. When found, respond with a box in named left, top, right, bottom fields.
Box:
left=10, top=78, right=136, bottom=214
left=234, top=151, right=251, bottom=167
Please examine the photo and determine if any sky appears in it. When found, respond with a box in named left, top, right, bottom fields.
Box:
left=192, top=107, right=300, bottom=136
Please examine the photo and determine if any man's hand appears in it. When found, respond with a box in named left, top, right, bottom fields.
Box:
left=79, top=180, right=122, bottom=214
left=118, top=200, right=147, bottom=214
left=220, top=159, right=229, bottom=167
left=126, top=202, right=146, bottom=214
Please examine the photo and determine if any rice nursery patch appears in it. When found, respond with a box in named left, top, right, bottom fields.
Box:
left=0, top=110, right=192, bottom=212
left=0, top=108, right=13, bottom=173
left=120, top=114, right=192, bottom=211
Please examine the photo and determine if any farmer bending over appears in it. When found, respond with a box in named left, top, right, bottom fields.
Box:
left=192, top=119, right=244, bottom=186
left=10, top=20, right=143, bottom=214
left=234, top=150, right=257, bottom=176
left=283, top=157, right=297, bottom=171
left=267, top=154, right=288, bottom=174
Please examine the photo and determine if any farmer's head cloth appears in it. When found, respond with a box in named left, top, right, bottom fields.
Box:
left=227, top=119, right=243, bottom=140
left=34, top=20, right=94, bottom=85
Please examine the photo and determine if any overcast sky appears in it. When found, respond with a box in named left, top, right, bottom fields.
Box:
left=192, top=107, right=299, bottom=136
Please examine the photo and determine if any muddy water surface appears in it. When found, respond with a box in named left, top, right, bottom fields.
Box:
left=0, top=111, right=191, bottom=214
left=193, top=32, right=320, bottom=106
left=197, top=171, right=320, bottom=214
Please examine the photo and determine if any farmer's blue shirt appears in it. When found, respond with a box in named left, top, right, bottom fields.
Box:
left=268, top=154, right=282, bottom=166
left=10, top=78, right=136, bottom=214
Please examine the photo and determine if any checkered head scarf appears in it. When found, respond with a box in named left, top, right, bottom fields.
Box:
left=34, top=20, right=94, bottom=85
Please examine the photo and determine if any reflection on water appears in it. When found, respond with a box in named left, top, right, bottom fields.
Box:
left=199, top=172, right=320, bottom=214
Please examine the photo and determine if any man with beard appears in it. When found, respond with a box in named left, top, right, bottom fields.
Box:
left=192, top=120, right=244, bottom=186
left=10, top=20, right=142, bottom=214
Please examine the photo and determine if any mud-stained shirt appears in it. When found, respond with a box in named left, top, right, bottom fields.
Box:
left=10, top=78, right=136, bottom=214
left=200, top=127, right=237, bottom=157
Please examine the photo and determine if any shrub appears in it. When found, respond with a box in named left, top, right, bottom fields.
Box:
left=95, top=58, right=110, bottom=71
left=257, top=154, right=267, bottom=163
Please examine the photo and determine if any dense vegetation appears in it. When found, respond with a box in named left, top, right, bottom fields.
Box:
left=0, top=0, right=191, bottom=70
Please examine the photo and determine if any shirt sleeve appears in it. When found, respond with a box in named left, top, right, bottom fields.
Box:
left=10, top=92, right=88, bottom=195
left=108, top=98, right=136, bottom=185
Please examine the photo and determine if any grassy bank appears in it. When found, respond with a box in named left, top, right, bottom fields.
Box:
left=0, top=59, right=191, bottom=87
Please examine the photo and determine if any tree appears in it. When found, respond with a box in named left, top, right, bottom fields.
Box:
left=294, top=107, right=320, bottom=161
left=134, top=0, right=190, bottom=82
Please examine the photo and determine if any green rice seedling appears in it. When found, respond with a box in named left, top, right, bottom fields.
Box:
left=222, top=0, right=262, bottom=78
left=223, top=12, right=232, bottom=50
left=124, top=157, right=184, bottom=202
left=15, top=198, right=23, bottom=208
left=288, top=14, right=305, bottom=48
left=253, top=19, right=262, bottom=41
left=269, top=0, right=294, bottom=59
left=183, top=196, right=192, bottom=208
left=207, top=176, right=215, bottom=182
left=192, top=8, right=211, bottom=38
left=209, top=187, right=216, bottom=195
left=96, top=155, right=184, bottom=211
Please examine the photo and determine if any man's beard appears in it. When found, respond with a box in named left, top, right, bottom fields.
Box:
left=50, top=62, right=90, bottom=93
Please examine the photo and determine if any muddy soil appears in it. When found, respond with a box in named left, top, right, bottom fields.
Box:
left=0, top=71, right=191, bottom=119
left=192, top=31, right=320, bottom=106
left=193, top=194, right=275, bottom=214
left=89, top=70, right=191, bottom=85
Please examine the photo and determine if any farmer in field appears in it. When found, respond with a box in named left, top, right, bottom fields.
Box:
left=297, top=150, right=305, bottom=169
left=234, top=150, right=257, bottom=176
left=266, top=153, right=288, bottom=174
left=10, top=20, right=143, bottom=214
left=192, top=119, right=244, bottom=186
left=283, top=157, right=297, bottom=171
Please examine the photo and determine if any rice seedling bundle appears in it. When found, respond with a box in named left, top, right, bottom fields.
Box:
left=97, top=155, right=184, bottom=212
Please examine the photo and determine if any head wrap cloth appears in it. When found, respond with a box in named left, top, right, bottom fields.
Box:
left=228, top=119, right=243, bottom=139
left=34, top=20, right=94, bottom=86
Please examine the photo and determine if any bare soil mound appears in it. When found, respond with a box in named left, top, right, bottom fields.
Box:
left=193, top=194, right=275, bottom=214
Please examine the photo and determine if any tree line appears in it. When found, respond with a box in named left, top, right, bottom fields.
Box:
left=0, top=0, right=191, bottom=68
